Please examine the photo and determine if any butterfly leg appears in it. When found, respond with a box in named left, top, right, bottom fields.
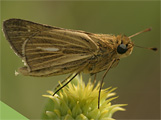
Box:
left=92, top=73, right=97, bottom=84
left=98, top=59, right=116, bottom=109
left=93, top=74, right=97, bottom=84
left=53, top=62, right=89, bottom=96
left=53, top=72, right=79, bottom=96
left=54, top=73, right=73, bottom=91
left=90, top=73, right=97, bottom=84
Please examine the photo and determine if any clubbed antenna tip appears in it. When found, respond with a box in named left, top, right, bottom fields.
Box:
left=151, top=47, right=157, bottom=51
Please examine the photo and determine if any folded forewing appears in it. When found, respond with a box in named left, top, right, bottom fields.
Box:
left=3, top=19, right=98, bottom=72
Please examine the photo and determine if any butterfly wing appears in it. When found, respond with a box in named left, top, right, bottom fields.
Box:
left=3, top=19, right=98, bottom=76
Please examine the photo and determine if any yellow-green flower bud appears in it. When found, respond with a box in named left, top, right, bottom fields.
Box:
left=42, top=75, right=127, bottom=120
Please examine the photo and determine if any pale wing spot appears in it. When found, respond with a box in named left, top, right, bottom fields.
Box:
left=22, top=59, right=27, bottom=66
left=36, top=47, right=59, bottom=52
left=15, top=70, right=19, bottom=76
left=27, top=25, right=31, bottom=32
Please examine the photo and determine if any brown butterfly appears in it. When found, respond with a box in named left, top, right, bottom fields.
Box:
left=3, top=19, right=157, bottom=108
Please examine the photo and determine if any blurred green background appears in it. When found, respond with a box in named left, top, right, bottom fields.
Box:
left=1, top=1, right=160, bottom=119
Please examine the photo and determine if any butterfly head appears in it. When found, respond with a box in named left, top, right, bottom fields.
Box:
left=115, top=35, right=133, bottom=59
left=115, top=28, right=157, bottom=59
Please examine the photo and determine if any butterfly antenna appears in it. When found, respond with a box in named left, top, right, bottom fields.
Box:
left=129, top=28, right=152, bottom=38
left=129, top=28, right=157, bottom=52
left=134, top=45, right=157, bottom=51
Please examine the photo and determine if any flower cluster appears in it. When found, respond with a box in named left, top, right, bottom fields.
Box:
left=42, top=75, right=126, bottom=120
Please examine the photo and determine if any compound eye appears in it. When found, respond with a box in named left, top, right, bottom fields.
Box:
left=117, top=44, right=128, bottom=54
